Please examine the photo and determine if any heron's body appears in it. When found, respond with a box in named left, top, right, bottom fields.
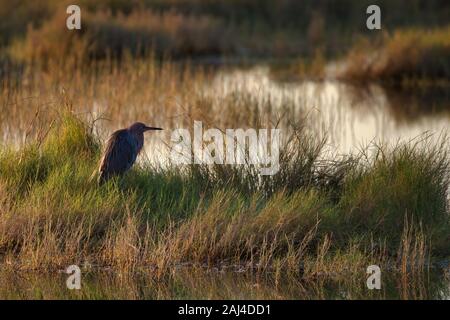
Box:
left=96, top=122, right=162, bottom=184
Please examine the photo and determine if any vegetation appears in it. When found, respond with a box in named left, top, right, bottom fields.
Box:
left=0, top=111, right=448, bottom=275
left=0, top=0, right=449, bottom=299
left=2, top=1, right=449, bottom=87
left=337, top=26, right=450, bottom=85
left=2, top=0, right=450, bottom=62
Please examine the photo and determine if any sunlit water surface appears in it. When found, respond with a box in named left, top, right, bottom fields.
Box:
left=139, top=66, right=450, bottom=165
left=208, top=67, right=450, bottom=154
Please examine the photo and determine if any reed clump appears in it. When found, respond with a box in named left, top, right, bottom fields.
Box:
left=0, top=112, right=448, bottom=275
left=338, top=26, right=450, bottom=85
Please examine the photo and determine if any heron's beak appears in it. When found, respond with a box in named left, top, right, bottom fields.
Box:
left=144, top=126, right=163, bottom=131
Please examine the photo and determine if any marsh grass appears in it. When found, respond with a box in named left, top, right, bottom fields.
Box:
left=3, top=0, right=449, bottom=65
left=1, top=267, right=447, bottom=299
left=0, top=111, right=448, bottom=276
left=338, top=26, right=450, bottom=85
left=1, top=4, right=449, bottom=278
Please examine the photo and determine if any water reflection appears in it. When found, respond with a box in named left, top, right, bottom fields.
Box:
left=211, top=67, right=450, bottom=154
left=0, top=269, right=448, bottom=300
left=1, top=66, right=449, bottom=159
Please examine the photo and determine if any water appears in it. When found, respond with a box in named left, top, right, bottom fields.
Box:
left=1, top=65, right=450, bottom=299
left=207, top=66, right=450, bottom=154
left=0, top=268, right=448, bottom=300
left=1, top=66, right=449, bottom=159
left=118, top=66, right=450, bottom=164
left=136, top=66, right=450, bottom=164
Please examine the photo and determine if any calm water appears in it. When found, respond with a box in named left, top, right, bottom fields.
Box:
left=1, top=66, right=449, bottom=159
left=135, top=66, right=450, bottom=164
left=208, top=66, right=450, bottom=154
left=0, top=268, right=449, bottom=300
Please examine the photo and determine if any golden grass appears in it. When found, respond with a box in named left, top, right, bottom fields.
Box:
left=0, top=50, right=449, bottom=278
left=338, top=26, right=450, bottom=85
left=0, top=110, right=448, bottom=278
left=0, top=22, right=449, bottom=280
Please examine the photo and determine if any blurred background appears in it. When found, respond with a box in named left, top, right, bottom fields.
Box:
left=1, top=0, right=449, bottom=62
left=0, top=0, right=449, bottom=154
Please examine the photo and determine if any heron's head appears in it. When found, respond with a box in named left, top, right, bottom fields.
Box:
left=128, top=122, right=163, bottom=134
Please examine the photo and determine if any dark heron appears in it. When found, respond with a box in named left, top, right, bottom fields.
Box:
left=95, top=122, right=163, bottom=184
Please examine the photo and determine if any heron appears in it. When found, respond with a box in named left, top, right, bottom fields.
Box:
left=94, top=122, right=163, bottom=184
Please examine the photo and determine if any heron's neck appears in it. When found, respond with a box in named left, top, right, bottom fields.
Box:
left=130, top=131, right=144, bottom=153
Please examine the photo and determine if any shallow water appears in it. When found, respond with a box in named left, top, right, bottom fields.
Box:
left=1, top=66, right=449, bottom=160
left=0, top=268, right=449, bottom=300
left=135, top=66, right=450, bottom=165
left=208, top=67, right=450, bottom=154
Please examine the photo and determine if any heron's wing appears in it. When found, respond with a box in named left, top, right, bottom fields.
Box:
left=98, top=130, right=138, bottom=178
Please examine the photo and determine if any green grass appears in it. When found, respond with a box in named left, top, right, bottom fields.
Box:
left=0, top=112, right=449, bottom=275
